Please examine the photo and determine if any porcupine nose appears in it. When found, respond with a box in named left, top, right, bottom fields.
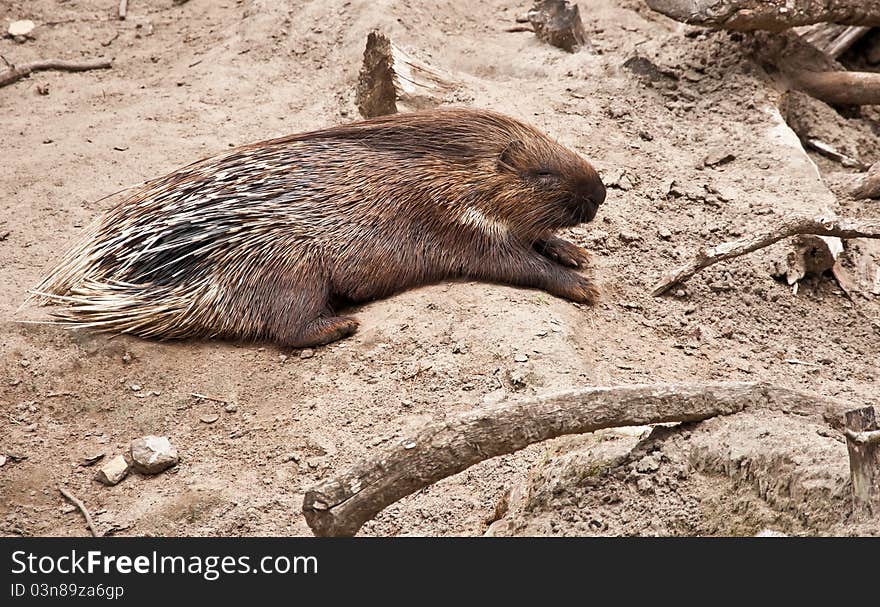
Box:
left=590, top=178, right=606, bottom=206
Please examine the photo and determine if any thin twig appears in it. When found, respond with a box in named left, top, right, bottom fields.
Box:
left=58, top=486, right=102, bottom=537
left=804, top=138, right=867, bottom=170
left=191, top=392, right=227, bottom=403
left=652, top=215, right=880, bottom=296
left=845, top=428, right=880, bottom=445
left=0, top=58, right=112, bottom=88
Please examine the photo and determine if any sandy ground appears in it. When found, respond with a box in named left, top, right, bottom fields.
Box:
left=1, top=0, right=878, bottom=537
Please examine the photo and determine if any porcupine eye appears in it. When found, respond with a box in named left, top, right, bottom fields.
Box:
left=529, top=168, right=560, bottom=186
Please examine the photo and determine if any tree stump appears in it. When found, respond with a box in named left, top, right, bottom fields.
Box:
left=527, top=0, right=588, bottom=53
left=355, top=31, right=458, bottom=118
left=844, top=407, right=880, bottom=520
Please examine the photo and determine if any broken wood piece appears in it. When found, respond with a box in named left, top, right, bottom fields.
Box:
left=355, top=30, right=458, bottom=118
left=527, top=0, right=588, bottom=53
left=646, top=0, right=880, bottom=31
left=796, top=24, right=870, bottom=59
left=852, top=162, right=880, bottom=200
left=302, top=381, right=850, bottom=536
left=652, top=216, right=880, bottom=296
left=59, top=486, right=102, bottom=537
left=0, top=58, right=112, bottom=88
left=770, top=234, right=843, bottom=286
left=844, top=407, right=880, bottom=519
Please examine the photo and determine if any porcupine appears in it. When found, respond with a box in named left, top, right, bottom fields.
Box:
left=33, top=108, right=606, bottom=348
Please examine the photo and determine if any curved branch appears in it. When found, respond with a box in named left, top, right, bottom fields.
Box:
left=302, top=382, right=848, bottom=536
left=646, top=0, right=880, bottom=32
left=58, top=486, right=101, bottom=537
left=0, top=58, right=112, bottom=88
left=652, top=216, right=880, bottom=296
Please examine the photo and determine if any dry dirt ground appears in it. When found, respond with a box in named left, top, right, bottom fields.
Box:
left=1, top=0, right=879, bottom=537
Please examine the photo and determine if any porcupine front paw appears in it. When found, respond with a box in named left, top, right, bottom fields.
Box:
left=552, top=274, right=599, bottom=305
left=535, top=236, right=592, bottom=268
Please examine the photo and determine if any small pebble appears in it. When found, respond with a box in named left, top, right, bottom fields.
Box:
left=636, top=455, right=661, bottom=473
left=95, top=455, right=130, bottom=486
left=514, top=353, right=529, bottom=363
left=300, top=348, right=315, bottom=359
left=8, top=20, right=35, bottom=38
left=130, top=436, right=179, bottom=475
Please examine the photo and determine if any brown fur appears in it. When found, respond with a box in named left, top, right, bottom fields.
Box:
left=34, top=108, right=606, bottom=347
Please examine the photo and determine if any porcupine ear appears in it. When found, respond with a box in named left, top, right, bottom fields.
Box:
left=496, top=139, right=525, bottom=173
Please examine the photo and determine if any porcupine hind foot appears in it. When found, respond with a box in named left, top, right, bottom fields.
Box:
left=535, top=236, right=592, bottom=269
left=281, top=316, right=360, bottom=348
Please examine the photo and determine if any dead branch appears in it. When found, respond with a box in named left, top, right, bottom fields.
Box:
left=355, top=30, right=458, bottom=118
left=646, top=0, right=880, bottom=31
left=650, top=2, right=880, bottom=106
left=0, top=58, right=112, bottom=88
left=750, top=31, right=880, bottom=107
left=302, top=382, right=849, bottom=536
left=652, top=216, right=880, bottom=296
left=790, top=71, right=880, bottom=106
left=58, top=485, right=102, bottom=537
